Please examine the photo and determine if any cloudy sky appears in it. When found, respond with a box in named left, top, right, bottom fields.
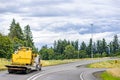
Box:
left=0, top=0, right=120, bottom=48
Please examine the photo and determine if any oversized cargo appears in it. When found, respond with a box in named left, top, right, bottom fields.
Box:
left=5, top=47, right=42, bottom=74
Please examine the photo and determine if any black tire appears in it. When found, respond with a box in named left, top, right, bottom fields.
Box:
left=8, top=69, right=14, bottom=74
left=39, top=67, right=41, bottom=71
left=25, top=69, right=31, bottom=74
left=36, top=65, right=41, bottom=71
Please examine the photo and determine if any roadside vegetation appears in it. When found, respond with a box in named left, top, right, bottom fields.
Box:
left=89, top=60, right=120, bottom=80
left=41, top=59, right=79, bottom=67
left=89, top=60, right=120, bottom=68
left=0, top=58, right=11, bottom=71
left=101, top=72, right=120, bottom=80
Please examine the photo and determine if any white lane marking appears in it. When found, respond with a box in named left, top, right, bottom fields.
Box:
left=27, top=69, right=71, bottom=80
left=27, top=71, right=61, bottom=80
left=31, top=72, right=51, bottom=80
left=27, top=71, right=42, bottom=80
left=80, top=71, right=84, bottom=80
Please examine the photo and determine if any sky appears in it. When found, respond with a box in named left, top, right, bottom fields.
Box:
left=0, top=0, right=120, bottom=49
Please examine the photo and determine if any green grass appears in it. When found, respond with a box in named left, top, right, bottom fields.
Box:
left=101, top=72, right=120, bottom=80
left=88, top=60, right=120, bottom=68
left=89, top=60, right=120, bottom=80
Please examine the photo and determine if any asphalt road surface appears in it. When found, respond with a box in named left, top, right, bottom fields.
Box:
left=0, top=58, right=117, bottom=80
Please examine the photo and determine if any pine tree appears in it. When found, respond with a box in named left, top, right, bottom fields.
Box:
left=97, top=40, right=102, bottom=55
left=86, top=38, right=93, bottom=57
left=8, top=19, right=24, bottom=40
left=8, top=19, right=16, bottom=39
left=74, top=40, right=78, bottom=50
left=15, top=23, right=24, bottom=40
left=8, top=19, right=24, bottom=50
left=80, top=41, right=86, bottom=50
left=24, top=25, right=34, bottom=48
left=113, top=35, right=119, bottom=54
left=93, top=42, right=97, bottom=54
left=102, top=38, right=107, bottom=53
left=109, top=42, right=113, bottom=54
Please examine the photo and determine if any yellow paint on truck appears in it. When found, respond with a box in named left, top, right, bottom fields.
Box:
left=5, top=47, right=42, bottom=74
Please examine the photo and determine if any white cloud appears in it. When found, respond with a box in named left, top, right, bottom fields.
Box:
left=0, top=0, right=120, bottom=48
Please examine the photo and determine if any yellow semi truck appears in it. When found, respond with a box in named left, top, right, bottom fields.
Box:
left=5, top=47, right=42, bottom=73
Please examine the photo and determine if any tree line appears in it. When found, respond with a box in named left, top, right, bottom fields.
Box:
left=39, top=35, right=120, bottom=60
left=0, top=19, right=37, bottom=59
left=0, top=19, right=120, bottom=59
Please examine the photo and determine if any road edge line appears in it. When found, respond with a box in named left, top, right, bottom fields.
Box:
left=80, top=72, right=84, bottom=80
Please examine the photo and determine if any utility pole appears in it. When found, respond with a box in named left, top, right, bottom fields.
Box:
left=78, top=49, right=79, bottom=59
left=78, top=40, right=80, bottom=59
left=107, top=45, right=110, bottom=55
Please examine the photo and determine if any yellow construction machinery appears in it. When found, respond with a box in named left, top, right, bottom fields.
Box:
left=5, top=47, right=42, bottom=74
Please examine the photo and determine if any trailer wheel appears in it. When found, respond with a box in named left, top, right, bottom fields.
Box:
left=8, top=69, right=14, bottom=73
left=25, top=69, right=29, bottom=74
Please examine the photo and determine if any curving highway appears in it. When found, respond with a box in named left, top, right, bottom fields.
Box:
left=0, top=58, right=117, bottom=80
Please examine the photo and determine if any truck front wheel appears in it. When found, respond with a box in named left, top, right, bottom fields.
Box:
left=36, top=65, right=41, bottom=71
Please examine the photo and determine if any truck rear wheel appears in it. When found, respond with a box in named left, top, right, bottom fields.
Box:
left=24, top=69, right=31, bottom=74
